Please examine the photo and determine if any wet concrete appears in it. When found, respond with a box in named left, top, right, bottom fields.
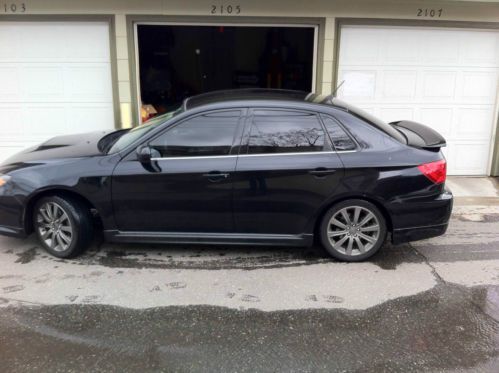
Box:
left=0, top=283, right=497, bottom=372
left=0, top=203, right=498, bottom=372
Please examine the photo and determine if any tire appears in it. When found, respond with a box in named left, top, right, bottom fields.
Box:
left=33, top=195, right=94, bottom=258
left=320, top=199, right=387, bottom=262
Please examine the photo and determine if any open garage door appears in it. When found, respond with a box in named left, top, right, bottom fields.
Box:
left=0, top=21, right=115, bottom=161
left=337, top=25, right=499, bottom=175
left=135, top=23, right=317, bottom=121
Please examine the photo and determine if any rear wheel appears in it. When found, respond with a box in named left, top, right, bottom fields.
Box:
left=33, top=196, right=93, bottom=258
left=320, top=199, right=387, bottom=261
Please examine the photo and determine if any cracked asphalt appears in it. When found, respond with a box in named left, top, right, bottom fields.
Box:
left=0, top=201, right=498, bottom=372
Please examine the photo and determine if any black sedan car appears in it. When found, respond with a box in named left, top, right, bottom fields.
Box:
left=0, top=89, right=452, bottom=261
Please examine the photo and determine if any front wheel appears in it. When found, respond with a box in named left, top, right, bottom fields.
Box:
left=320, top=199, right=387, bottom=262
left=33, top=196, right=94, bottom=258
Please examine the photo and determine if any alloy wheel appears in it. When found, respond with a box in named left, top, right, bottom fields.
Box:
left=36, top=202, right=73, bottom=252
left=327, top=206, right=380, bottom=256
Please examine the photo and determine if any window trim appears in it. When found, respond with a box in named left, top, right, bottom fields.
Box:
left=150, top=150, right=356, bottom=161
left=146, top=108, right=246, bottom=159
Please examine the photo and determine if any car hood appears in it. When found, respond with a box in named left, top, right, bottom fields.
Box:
left=0, top=131, right=113, bottom=167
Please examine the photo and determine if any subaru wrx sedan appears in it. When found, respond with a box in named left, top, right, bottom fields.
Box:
left=0, top=89, right=452, bottom=261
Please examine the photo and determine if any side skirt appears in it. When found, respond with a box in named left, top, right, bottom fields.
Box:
left=103, top=230, right=314, bottom=247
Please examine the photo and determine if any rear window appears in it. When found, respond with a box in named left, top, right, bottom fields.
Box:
left=330, top=98, right=407, bottom=144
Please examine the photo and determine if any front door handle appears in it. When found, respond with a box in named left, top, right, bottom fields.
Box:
left=309, top=168, right=337, bottom=177
left=202, top=171, right=230, bottom=181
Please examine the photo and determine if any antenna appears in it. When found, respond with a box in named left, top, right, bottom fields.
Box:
left=332, top=80, right=345, bottom=97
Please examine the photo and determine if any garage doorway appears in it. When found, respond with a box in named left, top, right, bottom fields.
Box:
left=134, top=23, right=318, bottom=121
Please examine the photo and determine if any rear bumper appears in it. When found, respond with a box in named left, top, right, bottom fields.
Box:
left=391, top=189, right=453, bottom=244
left=392, top=222, right=449, bottom=244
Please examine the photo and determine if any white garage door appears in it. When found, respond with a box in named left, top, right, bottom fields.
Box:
left=337, top=26, right=499, bottom=175
left=0, top=21, right=115, bottom=161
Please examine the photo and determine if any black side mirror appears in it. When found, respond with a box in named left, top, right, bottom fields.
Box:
left=136, top=145, right=152, bottom=164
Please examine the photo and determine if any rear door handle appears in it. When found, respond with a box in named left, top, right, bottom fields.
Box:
left=309, top=168, right=337, bottom=177
left=202, top=171, right=230, bottom=181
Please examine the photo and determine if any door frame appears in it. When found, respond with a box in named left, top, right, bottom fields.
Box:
left=126, top=15, right=325, bottom=125
left=334, top=18, right=499, bottom=176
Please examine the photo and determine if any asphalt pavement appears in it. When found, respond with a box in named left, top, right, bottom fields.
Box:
left=0, top=201, right=498, bottom=372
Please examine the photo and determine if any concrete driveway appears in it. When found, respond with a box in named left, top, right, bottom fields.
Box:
left=0, top=200, right=498, bottom=372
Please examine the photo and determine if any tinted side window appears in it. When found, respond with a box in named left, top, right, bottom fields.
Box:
left=321, top=115, right=357, bottom=151
left=149, top=111, right=240, bottom=157
left=248, top=111, right=325, bottom=154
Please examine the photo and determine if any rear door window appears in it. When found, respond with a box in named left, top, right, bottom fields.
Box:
left=247, top=110, right=325, bottom=154
left=321, top=115, right=357, bottom=151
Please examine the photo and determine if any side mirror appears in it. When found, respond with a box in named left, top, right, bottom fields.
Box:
left=136, top=145, right=152, bottom=164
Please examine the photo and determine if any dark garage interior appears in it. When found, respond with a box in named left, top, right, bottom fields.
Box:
left=137, top=24, right=316, bottom=119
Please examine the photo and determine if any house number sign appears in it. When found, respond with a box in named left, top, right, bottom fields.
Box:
left=211, top=4, right=241, bottom=15
left=416, top=8, right=443, bottom=18
left=3, top=2, right=26, bottom=13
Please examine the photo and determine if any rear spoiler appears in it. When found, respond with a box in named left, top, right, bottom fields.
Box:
left=390, top=120, right=446, bottom=150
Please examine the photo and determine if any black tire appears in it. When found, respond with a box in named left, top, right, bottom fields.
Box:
left=33, top=195, right=94, bottom=258
left=320, top=199, right=387, bottom=262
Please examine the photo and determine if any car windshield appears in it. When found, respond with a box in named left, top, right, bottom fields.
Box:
left=108, top=108, right=182, bottom=154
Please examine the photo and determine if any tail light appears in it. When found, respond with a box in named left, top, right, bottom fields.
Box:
left=418, top=159, right=446, bottom=184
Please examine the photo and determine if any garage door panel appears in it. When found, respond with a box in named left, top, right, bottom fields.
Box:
left=65, top=23, right=110, bottom=61
left=460, top=33, right=499, bottom=66
left=65, top=65, right=113, bottom=102
left=419, top=108, right=454, bottom=138
left=0, top=107, right=26, bottom=137
left=27, top=107, right=68, bottom=136
left=0, top=67, right=20, bottom=97
left=452, top=142, right=490, bottom=175
left=0, top=22, right=114, bottom=161
left=385, top=32, right=420, bottom=64
left=69, top=105, right=115, bottom=132
left=422, top=72, right=456, bottom=100
left=339, top=70, right=376, bottom=99
left=456, top=108, right=494, bottom=139
left=0, top=27, right=20, bottom=59
left=379, top=107, right=415, bottom=123
left=461, top=71, right=498, bottom=102
left=422, top=32, right=459, bottom=65
left=19, top=25, right=66, bottom=60
left=382, top=71, right=417, bottom=99
left=22, top=67, right=64, bottom=99
left=339, top=29, right=380, bottom=65
left=339, top=26, right=499, bottom=175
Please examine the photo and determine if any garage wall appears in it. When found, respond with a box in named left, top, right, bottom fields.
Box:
left=1, top=0, right=499, bottom=174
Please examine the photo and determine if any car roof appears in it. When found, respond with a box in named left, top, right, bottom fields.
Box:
left=183, top=88, right=342, bottom=111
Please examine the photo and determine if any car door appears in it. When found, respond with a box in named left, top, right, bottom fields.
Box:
left=233, top=109, right=345, bottom=235
left=112, top=109, right=245, bottom=232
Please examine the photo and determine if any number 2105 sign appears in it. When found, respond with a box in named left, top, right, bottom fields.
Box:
left=211, top=4, right=241, bottom=15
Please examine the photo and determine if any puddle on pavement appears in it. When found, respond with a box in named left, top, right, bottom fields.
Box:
left=0, top=282, right=497, bottom=372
